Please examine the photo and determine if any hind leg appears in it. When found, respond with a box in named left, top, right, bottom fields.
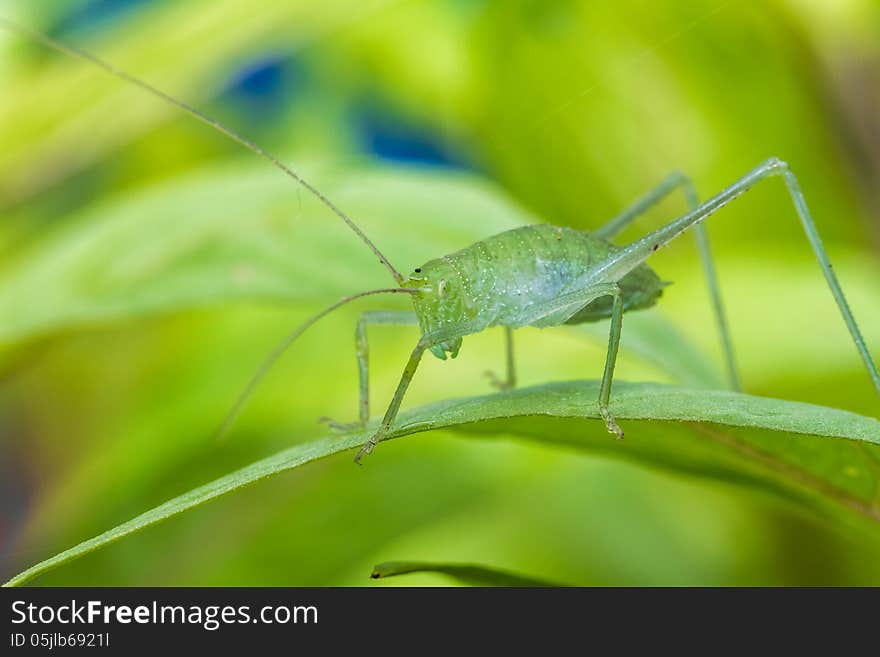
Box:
left=500, top=282, right=627, bottom=437
left=600, top=157, right=880, bottom=398
left=598, top=290, right=625, bottom=438
left=597, top=171, right=739, bottom=391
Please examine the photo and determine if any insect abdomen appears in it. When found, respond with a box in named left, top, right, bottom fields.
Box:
left=410, top=225, right=665, bottom=358
left=444, top=225, right=662, bottom=326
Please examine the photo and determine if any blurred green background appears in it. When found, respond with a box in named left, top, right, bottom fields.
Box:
left=1, top=0, right=880, bottom=585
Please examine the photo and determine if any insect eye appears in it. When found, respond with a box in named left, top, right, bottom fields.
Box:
left=414, top=268, right=421, bottom=273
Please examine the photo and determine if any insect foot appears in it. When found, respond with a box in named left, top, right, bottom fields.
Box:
left=318, top=416, right=365, bottom=434
left=484, top=370, right=515, bottom=391
left=599, top=405, right=625, bottom=440
left=354, top=436, right=379, bottom=465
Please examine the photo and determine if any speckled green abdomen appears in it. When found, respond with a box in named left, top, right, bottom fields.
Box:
left=408, top=225, right=667, bottom=359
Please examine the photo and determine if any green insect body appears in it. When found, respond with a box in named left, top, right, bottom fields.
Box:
left=7, top=20, right=879, bottom=467
left=407, top=225, right=666, bottom=360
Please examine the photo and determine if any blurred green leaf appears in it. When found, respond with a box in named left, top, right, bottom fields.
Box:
left=0, top=163, right=720, bottom=388
left=6, top=380, right=878, bottom=586
left=0, top=165, right=518, bottom=339
left=370, top=561, right=560, bottom=587
left=0, top=0, right=404, bottom=205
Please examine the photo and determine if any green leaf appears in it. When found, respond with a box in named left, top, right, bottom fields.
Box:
left=0, top=163, right=720, bottom=386
left=0, top=165, right=522, bottom=341
left=370, top=561, right=561, bottom=587
left=5, top=380, right=879, bottom=587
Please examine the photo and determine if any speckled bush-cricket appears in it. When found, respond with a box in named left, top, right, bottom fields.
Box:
left=7, top=20, right=880, bottom=465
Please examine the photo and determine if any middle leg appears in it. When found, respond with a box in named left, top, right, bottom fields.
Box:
left=485, top=326, right=517, bottom=390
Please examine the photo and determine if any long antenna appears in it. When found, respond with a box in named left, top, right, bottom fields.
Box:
left=0, top=17, right=407, bottom=286
left=216, top=287, right=418, bottom=441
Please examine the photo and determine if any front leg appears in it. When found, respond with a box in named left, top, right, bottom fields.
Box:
left=319, top=311, right=417, bottom=432
left=355, top=339, right=428, bottom=464
left=356, top=320, right=485, bottom=463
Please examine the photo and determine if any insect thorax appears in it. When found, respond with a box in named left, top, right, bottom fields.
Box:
left=406, top=225, right=666, bottom=360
